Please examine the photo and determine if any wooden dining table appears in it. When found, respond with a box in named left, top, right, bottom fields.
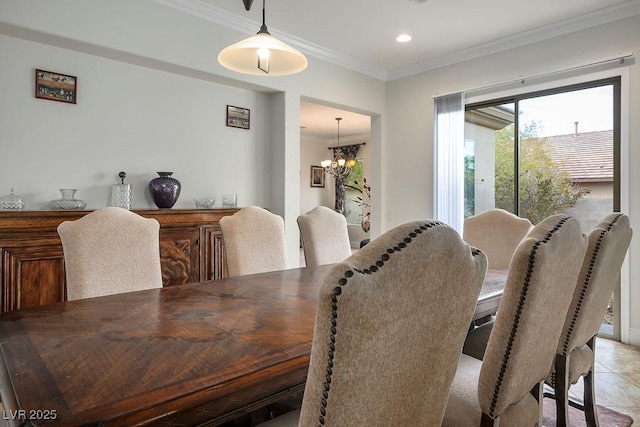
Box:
left=0, top=264, right=506, bottom=427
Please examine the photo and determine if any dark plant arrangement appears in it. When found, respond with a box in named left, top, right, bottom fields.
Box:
left=350, top=178, right=370, bottom=233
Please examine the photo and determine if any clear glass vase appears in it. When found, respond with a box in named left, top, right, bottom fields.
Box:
left=49, top=189, right=87, bottom=210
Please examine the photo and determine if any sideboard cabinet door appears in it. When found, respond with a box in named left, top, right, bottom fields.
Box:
left=159, top=227, right=200, bottom=286
left=1, top=241, right=65, bottom=312
left=202, top=225, right=227, bottom=281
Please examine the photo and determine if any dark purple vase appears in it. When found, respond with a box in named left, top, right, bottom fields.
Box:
left=149, top=172, right=181, bottom=209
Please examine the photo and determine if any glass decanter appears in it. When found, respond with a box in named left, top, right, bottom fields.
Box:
left=0, top=188, right=25, bottom=210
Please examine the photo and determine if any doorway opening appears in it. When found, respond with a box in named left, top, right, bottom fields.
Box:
left=299, top=100, right=372, bottom=249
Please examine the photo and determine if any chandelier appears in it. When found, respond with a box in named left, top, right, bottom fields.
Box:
left=321, top=118, right=357, bottom=179
left=217, top=0, right=308, bottom=76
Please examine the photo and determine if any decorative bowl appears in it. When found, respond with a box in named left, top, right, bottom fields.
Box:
left=194, top=198, right=215, bottom=209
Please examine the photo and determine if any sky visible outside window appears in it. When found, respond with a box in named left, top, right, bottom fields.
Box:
left=519, top=85, right=613, bottom=137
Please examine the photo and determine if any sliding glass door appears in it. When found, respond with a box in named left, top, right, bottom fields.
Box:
left=464, top=77, right=621, bottom=337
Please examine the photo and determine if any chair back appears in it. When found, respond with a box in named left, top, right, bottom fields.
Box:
left=478, top=214, right=586, bottom=419
left=219, top=206, right=288, bottom=277
left=558, top=213, right=632, bottom=356
left=57, top=207, right=163, bottom=301
left=299, top=220, right=488, bottom=426
left=297, top=206, right=352, bottom=266
left=463, top=208, right=533, bottom=270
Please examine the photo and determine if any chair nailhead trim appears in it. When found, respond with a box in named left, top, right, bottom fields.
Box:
left=472, top=248, right=483, bottom=256
left=561, top=214, right=622, bottom=355
left=488, top=215, right=570, bottom=418
left=315, top=220, right=478, bottom=426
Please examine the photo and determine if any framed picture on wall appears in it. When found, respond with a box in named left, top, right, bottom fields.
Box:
left=226, top=105, right=250, bottom=129
left=310, top=165, right=325, bottom=188
left=35, top=69, right=77, bottom=104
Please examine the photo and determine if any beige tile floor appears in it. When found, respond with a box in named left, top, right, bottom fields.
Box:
left=565, top=337, right=640, bottom=422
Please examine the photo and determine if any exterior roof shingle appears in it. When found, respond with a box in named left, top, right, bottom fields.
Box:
left=527, top=130, right=613, bottom=182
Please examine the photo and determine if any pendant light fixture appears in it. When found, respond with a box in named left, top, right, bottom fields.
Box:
left=218, top=0, right=308, bottom=76
left=321, top=118, right=357, bottom=178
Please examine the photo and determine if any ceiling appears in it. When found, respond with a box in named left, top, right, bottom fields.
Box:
left=197, top=0, right=639, bottom=80
left=300, top=102, right=371, bottom=141
left=159, top=0, right=640, bottom=139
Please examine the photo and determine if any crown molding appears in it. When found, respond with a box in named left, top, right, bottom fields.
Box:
left=152, top=0, right=388, bottom=80
left=387, top=0, right=640, bottom=81
left=155, top=0, right=640, bottom=82
left=302, top=133, right=370, bottom=144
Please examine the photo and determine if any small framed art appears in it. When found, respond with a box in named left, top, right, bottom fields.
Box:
left=35, top=69, right=77, bottom=104
left=310, top=165, right=325, bottom=188
left=226, top=105, right=250, bottom=129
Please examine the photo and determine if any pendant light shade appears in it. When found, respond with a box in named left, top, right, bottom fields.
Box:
left=218, top=0, right=308, bottom=76
left=218, top=33, right=307, bottom=76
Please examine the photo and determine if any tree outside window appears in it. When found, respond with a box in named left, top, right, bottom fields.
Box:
left=344, top=160, right=370, bottom=232
left=494, top=121, right=588, bottom=224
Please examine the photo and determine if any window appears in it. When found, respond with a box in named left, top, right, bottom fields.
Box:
left=464, top=78, right=620, bottom=230
left=343, top=160, right=368, bottom=226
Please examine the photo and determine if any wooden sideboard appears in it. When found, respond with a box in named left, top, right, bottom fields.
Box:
left=0, top=208, right=239, bottom=313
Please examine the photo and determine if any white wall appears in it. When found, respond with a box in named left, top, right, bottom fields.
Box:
left=386, top=15, right=640, bottom=344
left=300, top=140, right=332, bottom=214
left=0, top=35, right=272, bottom=210
left=0, top=0, right=386, bottom=268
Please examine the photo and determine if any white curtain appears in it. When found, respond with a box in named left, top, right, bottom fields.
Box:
left=434, top=93, right=464, bottom=233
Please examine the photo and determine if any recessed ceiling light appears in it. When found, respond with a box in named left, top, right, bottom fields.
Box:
left=396, top=34, right=412, bottom=43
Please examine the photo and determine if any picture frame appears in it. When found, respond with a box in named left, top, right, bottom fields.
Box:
left=226, top=105, right=250, bottom=129
left=310, top=165, right=325, bottom=188
left=35, top=69, right=77, bottom=104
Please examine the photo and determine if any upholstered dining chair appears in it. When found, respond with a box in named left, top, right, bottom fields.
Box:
left=219, top=206, right=288, bottom=277
left=57, top=207, right=163, bottom=301
left=546, top=213, right=632, bottom=427
left=297, top=206, right=352, bottom=267
left=463, top=208, right=533, bottom=270
left=257, top=220, right=488, bottom=427
left=443, top=214, right=587, bottom=426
